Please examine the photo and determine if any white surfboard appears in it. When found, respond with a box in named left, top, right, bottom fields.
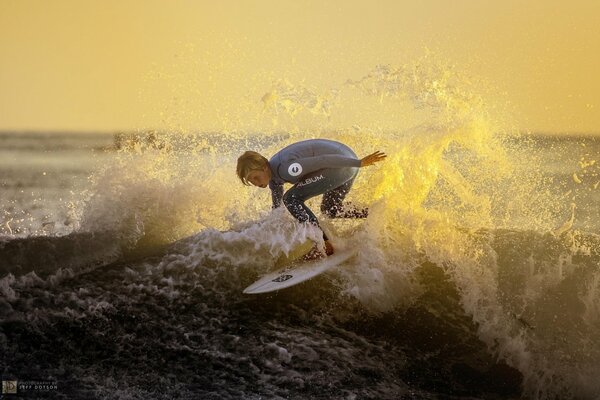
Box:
left=243, top=249, right=356, bottom=294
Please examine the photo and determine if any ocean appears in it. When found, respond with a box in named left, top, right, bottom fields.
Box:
left=0, top=128, right=599, bottom=400
left=1, top=63, right=600, bottom=400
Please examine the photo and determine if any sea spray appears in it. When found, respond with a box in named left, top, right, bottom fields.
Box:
left=254, top=59, right=599, bottom=398
left=16, top=53, right=596, bottom=398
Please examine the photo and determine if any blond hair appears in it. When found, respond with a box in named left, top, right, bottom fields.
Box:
left=236, top=151, right=269, bottom=185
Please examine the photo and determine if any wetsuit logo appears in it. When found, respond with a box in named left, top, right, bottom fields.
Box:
left=297, top=174, right=324, bottom=188
left=288, top=163, right=303, bottom=177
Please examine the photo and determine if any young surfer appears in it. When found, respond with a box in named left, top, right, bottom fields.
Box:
left=236, top=139, right=386, bottom=259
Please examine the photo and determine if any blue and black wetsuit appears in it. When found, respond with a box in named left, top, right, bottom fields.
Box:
left=268, top=139, right=368, bottom=239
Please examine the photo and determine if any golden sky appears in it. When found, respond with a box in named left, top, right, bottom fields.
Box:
left=0, top=0, right=599, bottom=134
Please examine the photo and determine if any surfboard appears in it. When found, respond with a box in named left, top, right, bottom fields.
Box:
left=243, top=249, right=356, bottom=294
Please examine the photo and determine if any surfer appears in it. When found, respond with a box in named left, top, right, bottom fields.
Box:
left=237, top=139, right=386, bottom=259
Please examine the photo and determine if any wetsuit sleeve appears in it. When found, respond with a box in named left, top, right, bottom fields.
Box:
left=293, top=155, right=361, bottom=175
left=269, top=181, right=284, bottom=208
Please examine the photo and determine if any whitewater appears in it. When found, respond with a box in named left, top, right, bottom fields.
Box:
left=1, top=61, right=599, bottom=399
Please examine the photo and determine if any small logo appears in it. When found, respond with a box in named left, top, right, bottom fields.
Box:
left=2, top=380, right=17, bottom=394
left=297, top=174, right=324, bottom=188
left=272, top=274, right=293, bottom=283
left=288, top=163, right=303, bottom=177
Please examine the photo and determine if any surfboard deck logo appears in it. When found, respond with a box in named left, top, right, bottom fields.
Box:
left=272, top=274, right=293, bottom=282
left=243, top=248, right=356, bottom=294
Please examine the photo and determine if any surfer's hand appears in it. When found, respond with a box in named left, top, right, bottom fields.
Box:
left=360, top=151, right=387, bottom=167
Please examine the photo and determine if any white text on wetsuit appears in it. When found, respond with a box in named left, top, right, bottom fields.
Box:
left=296, top=174, right=324, bottom=188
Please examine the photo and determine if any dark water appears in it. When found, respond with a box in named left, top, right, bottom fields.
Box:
left=1, top=132, right=600, bottom=399
left=0, top=232, right=523, bottom=400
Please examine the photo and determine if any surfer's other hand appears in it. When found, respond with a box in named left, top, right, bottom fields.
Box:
left=360, top=151, right=387, bottom=167
left=324, top=240, right=334, bottom=256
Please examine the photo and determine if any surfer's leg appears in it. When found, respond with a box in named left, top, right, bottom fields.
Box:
left=282, top=190, right=318, bottom=225
left=283, top=168, right=356, bottom=240
left=320, top=173, right=368, bottom=219
left=283, top=187, right=331, bottom=251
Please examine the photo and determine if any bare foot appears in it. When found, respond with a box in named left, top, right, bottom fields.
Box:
left=302, top=248, right=325, bottom=261
left=324, top=240, right=334, bottom=256
left=302, top=241, right=334, bottom=261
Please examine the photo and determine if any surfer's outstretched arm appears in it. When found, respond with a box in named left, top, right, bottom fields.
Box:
left=275, top=150, right=386, bottom=184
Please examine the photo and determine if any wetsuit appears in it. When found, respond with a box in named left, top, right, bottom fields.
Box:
left=268, top=139, right=368, bottom=239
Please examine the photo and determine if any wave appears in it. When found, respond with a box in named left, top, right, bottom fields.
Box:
left=2, top=57, right=599, bottom=398
left=3, top=219, right=598, bottom=398
left=159, top=224, right=600, bottom=399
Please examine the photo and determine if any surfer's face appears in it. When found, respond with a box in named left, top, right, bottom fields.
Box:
left=247, top=167, right=270, bottom=188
